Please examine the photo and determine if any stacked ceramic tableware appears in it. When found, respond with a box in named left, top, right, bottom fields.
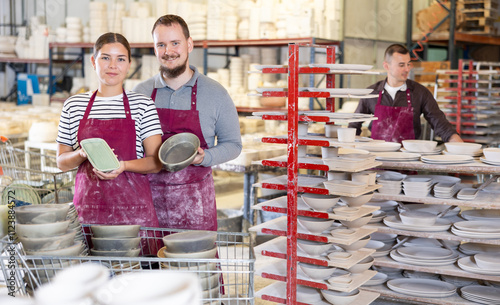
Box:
left=433, top=181, right=459, bottom=198
left=458, top=253, right=500, bottom=276
left=108, top=2, right=126, bottom=33
left=188, top=10, right=207, bottom=41
left=401, top=140, right=440, bottom=155
left=387, top=278, right=457, bottom=298
left=459, top=242, right=500, bottom=256
left=377, top=175, right=403, bottom=195
left=55, top=27, right=66, bottom=43
left=402, top=176, right=432, bottom=197
left=452, top=220, right=500, bottom=239
left=90, top=225, right=141, bottom=257
left=14, top=204, right=83, bottom=290
left=67, top=203, right=86, bottom=252
left=383, top=209, right=452, bottom=233
left=206, top=0, right=225, bottom=40
left=161, top=231, right=220, bottom=302
left=398, top=236, right=460, bottom=251
left=461, top=285, right=500, bottom=304
left=368, top=232, right=397, bottom=257
left=89, top=2, right=108, bottom=42
left=65, top=17, right=83, bottom=43
left=389, top=245, right=459, bottom=266
left=229, top=57, right=244, bottom=93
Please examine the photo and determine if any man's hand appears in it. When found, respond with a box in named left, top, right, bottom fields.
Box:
left=448, top=134, right=464, bottom=143
left=192, top=147, right=205, bottom=165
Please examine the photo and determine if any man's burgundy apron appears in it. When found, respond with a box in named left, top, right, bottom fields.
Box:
left=150, top=81, right=217, bottom=231
left=371, top=89, right=415, bottom=143
left=74, top=90, right=160, bottom=255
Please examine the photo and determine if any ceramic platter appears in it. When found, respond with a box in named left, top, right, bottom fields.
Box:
left=480, top=157, right=500, bottom=166
left=80, top=138, right=120, bottom=172
left=451, top=227, right=500, bottom=239
left=459, top=243, right=500, bottom=255
left=453, top=220, right=500, bottom=233
left=461, top=209, right=500, bottom=221
left=461, top=285, right=500, bottom=304
left=387, top=278, right=456, bottom=298
left=421, top=155, right=474, bottom=164
left=375, top=152, right=421, bottom=161
left=400, top=148, right=441, bottom=155
left=457, top=257, right=500, bottom=275
left=397, top=246, right=456, bottom=260
left=390, top=249, right=458, bottom=266
left=357, top=142, right=401, bottom=152
left=308, top=63, right=373, bottom=71
left=383, top=215, right=452, bottom=232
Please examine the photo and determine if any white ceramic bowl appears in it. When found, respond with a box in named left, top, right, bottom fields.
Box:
left=297, top=216, right=335, bottom=234
left=337, top=128, right=356, bottom=142
left=19, top=230, right=77, bottom=251
left=91, top=237, right=141, bottom=251
left=327, top=269, right=352, bottom=284
left=483, top=147, right=500, bottom=162
left=330, top=228, right=357, bottom=239
left=162, top=231, right=217, bottom=253
left=340, top=192, right=374, bottom=207
left=301, top=193, right=340, bottom=212
left=347, top=256, right=374, bottom=274
left=91, top=225, right=140, bottom=238
left=14, top=204, right=70, bottom=224
left=402, top=140, right=437, bottom=152
left=333, top=207, right=360, bottom=216
left=340, top=236, right=371, bottom=252
left=444, top=142, right=482, bottom=155
left=339, top=214, right=373, bottom=229
left=399, top=211, right=437, bottom=226
left=16, top=220, right=70, bottom=238
left=474, top=253, right=499, bottom=269
left=321, top=288, right=360, bottom=305
left=298, top=262, right=336, bottom=280
left=297, top=239, right=332, bottom=256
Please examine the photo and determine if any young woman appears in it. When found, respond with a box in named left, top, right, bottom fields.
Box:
left=56, top=33, right=163, bottom=248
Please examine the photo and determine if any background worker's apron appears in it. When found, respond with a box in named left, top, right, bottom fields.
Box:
left=370, top=89, right=415, bottom=143
left=74, top=90, right=160, bottom=255
left=150, top=81, right=217, bottom=231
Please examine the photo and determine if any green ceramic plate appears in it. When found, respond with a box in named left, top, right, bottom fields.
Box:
left=80, top=138, right=120, bottom=172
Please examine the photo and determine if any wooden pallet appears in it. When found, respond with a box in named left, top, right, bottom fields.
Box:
left=460, top=24, right=498, bottom=34
left=463, top=16, right=496, bottom=27
left=459, top=0, right=499, bottom=10
left=460, top=8, right=499, bottom=18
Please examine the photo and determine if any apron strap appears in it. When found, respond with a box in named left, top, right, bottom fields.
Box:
left=376, top=90, right=383, bottom=106
left=151, top=88, right=157, bottom=102
left=83, top=89, right=131, bottom=120
left=191, top=81, right=198, bottom=111
left=406, top=88, right=411, bottom=106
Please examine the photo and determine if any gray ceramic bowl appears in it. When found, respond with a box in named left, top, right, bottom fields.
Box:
left=19, top=230, right=77, bottom=251
left=162, top=231, right=217, bottom=253
left=90, top=225, right=140, bottom=238
left=158, top=133, right=200, bottom=172
left=14, top=204, right=70, bottom=224
left=91, top=237, right=141, bottom=251
left=16, top=220, right=70, bottom=238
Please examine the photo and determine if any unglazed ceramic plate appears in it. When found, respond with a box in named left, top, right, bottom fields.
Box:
left=80, top=138, right=120, bottom=172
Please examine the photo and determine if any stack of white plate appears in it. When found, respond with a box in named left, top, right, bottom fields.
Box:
left=363, top=272, right=388, bottom=286
left=461, top=209, right=500, bottom=221
left=229, top=57, right=244, bottom=93
left=457, top=256, right=500, bottom=275
left=421, top=155, right=474, bottom=164
left=389, top=246, right=459, bottom=266
left=387, top=278, right=457, bottom=298
left=402, top=177, right=432, bottom=197
left=433, top=182, right=459, bottom=199
left=456, top=188, right=478, bottom=200
left=89, top=2, right=108, bottom=42
left=189, top=11, right=207, bottom=40
left=461, top=285, right=500, bottom=304
left=444, top=142, right=482, bottom=157
left=452, top=220, right=500, bottom=238
left=377, top=178, right=402, bottom=195
left=383, top=215, right=452, bottom=232
left=459, top=243, right=500, bottom=255
left=375, top=152, right=421, bottom=162
left=65, top=17, right=82, bottom=43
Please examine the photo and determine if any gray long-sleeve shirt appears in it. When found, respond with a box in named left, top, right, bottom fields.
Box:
left=133, top=66, right=242, bottom=167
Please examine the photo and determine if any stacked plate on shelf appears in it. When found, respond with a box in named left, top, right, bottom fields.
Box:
left=461, top=209, right=500, bottom=221
left=402, top=177, right=432, bottom=197
left=383, top=215, right=452, bottom=232
left=376, top=177, right=403, bottom=195
left=421, top=155, right=474, bottom=164
left=389, top=246, right=459, bottom=266
left=451, top=220, right=500, bottom=238
left=481, top=147, right=500, bottom=166
left=356, top=142, right=401, bottom=152
left=386, top=278, right=457, bottom=298
left=457, top=256, right=500, bottom=275
left=374, top=152, right=421, bottom=162
left=459, top=242, right=500, bottom=255
left=461, top=285, right=500, bottom=304
left=433, top=182, right=459, bottom=199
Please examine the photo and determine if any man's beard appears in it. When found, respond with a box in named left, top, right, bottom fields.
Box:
left=159, top=55, right=188, bottom=79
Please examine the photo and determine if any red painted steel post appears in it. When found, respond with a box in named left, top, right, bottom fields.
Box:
left=457, top=59, right=463, bottom=135
left=326, top=45, right=335, bottom=112
left=286, top=43, right=299, bottom=304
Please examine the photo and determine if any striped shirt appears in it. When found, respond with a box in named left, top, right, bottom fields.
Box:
left=56, top=91, right=163, bottom=159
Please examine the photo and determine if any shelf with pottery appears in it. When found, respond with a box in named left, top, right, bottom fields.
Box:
left=378, top=159, right=500, bottom=175
left=256, top=258, right=377, bottom=293
left=250, top=111, right=379, bottom=124
left=0, top=57, right=49, bottom=64
left=361, top=282, right=476, bottom=305
left=256, top=282, right=380, bottom=305
left=251, top=195, right=379, bottom=221
left=371, top=189, right=500, bottom=209
left=365, top=222, right=500, bottom=246
left=255, top=236, right=375, bottom=270
left=256, top=155, right=382, bottom=173
left=372, top=255, right=500, bottom=283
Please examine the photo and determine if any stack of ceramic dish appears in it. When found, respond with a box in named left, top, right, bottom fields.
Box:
left=383, top=214, right=452, bottom=232
left=323, top=180, right=367, bottom=195
left=357, top=142, right=401, bottom=152
left=365, top=199, right=398, bottom=213
left=322, top=153, right=376, bottom=171
left=444, top=142, right=482, bottom=157
left=461, top=285, right=500, bottom=304
left=451, top=220, right=500, bottom=239
left=387, top=278, right=456, bottom=298
left=461, top=209, right=500, bottom=221
left=459, top=242, right=500, bottom=255
left=390, top=245, right=459, bottom=266
left=376, top=176, right=402, bottom=195
left=433, top=182, right=459, bottom=198
left=401, top=140, right=440, bottom=155
left=161, top=231, right=219, bottom=299
left=481, top=147, right=500, bottom=165
left=66, top=204, right=85, bottom=248
left=457, top=254, right=500, bottom=275
left=456, top=188, right=479, bottom=200
left=421, top=154, right=474, bottom=164
left=90, top=225, right=141, bottom=257
left=398, top=237, right=460, bottom=251
left=368, top=233, right=396, bottom=257
left=374, top=151, right=421, bottom=162
left=402, top=177, right=432, bottom=197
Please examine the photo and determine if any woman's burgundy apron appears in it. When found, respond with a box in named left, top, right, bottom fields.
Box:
left=74, top=90, right=160, bottom=255
left=150, top=81, right=217, bottom=231
left=370, top=89, right=415, bottom=143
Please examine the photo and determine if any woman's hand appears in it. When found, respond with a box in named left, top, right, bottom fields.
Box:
left=192, top=147, right=205, bottom=165
left=93, top=161, right=126, bottom=180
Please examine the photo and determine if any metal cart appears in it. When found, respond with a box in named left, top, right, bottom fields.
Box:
left=1, top=226, right=255, bottom=304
